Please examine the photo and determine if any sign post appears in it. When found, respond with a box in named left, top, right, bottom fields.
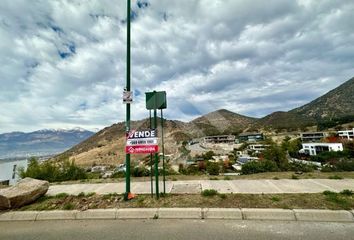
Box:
left=124, top=0, right=131, bottom=201
left=145, top=91, right=167, bottom=199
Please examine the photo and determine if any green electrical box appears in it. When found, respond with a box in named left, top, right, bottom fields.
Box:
left=145, top=91, right=167, bottom=110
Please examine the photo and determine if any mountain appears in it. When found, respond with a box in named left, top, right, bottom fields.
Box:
left=254, top=77, right=354, bottom=130
left=290, top=77, right=354, bottom=119
left=0, top=128, right=95, bottom=159
left=190, top=109, right=257, bottom=135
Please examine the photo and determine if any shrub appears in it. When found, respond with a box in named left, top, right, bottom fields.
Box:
left=219, top=194, right=227, bottom=199
left=206, top=162, right=220, bottom=176
left=63, top=203, right=75, bottom=210
left=241, top=160, right=279, bottom=175
left=132, top=166, right=150, bottom=177
left=340, top=189, right=353, bottom=196
left=328, top=175, right=343, bottom=180
left=291, top=174, right=299, bottom=180
left=19, top=157, right=87, bottom=182
left=201, top=189, right=218, bottom=197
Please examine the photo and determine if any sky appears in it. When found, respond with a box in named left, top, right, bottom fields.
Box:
left=0, top=0, right=354, bottom=133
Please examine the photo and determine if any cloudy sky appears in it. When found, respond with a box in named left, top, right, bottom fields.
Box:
left=1, top=0, right=354, bottom=133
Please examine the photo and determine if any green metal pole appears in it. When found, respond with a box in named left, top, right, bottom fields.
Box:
left=161, top=109, right=166, bottom=194
left=124, top=0, right=131, bottom=200
left=149, top=110, right=153, bottom=198
left=154, top=108, right=159, bottom=199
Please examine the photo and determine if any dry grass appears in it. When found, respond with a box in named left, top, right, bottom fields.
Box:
left=16, top=192, right=354, bottom=211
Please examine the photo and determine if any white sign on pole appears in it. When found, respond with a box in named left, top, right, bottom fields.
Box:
left=123, top=91, right=133, bottom=103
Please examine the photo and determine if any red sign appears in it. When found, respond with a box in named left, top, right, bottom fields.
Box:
left=125, top=145, right=159, bottom=154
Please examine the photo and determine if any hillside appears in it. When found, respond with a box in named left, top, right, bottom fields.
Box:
left=59, top=118, right=191, bottom=166
left=255, top=111, right=316, bottom=130
left=290, top=77, right=354, bottom=119
left=57, top=109, right=257, bottom=166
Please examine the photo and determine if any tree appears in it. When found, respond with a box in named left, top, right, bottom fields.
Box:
left=206, top=162, right=220, bottom=175
left=202, top=151, right=215, bottom=161
left=263, top=144, right=288, bottom=170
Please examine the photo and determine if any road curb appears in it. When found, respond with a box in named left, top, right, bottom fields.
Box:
left=1, top=208, right=354, bottom=222
left=293, top=209, right=354, bottom=222
left=242, top=208, right=296, bottom=221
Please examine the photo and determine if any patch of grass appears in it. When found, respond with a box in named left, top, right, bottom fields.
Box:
left=223, top=176, right=231, bottom=180
left=86, top=192, right=96, bottom=197
left=201, top=189, right=218, bottom=197
left=55, top=193, right=69, bottom=199
left=271, top=196, right=281, bottom=202
left=329, top=175, right=343, bottom=180
left=63, top=203, right=75, bottom=210
left=322, top=191, right=351, bottom=209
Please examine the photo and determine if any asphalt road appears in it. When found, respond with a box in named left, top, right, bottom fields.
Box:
left=1, top=220, right=354, bottom=240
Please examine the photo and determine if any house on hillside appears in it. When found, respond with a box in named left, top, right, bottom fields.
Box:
left=238, top=132, right=264, bottom=142
left=203, top=135, right=235, bottom=144
left=299, top=143, right=343, bottom=156
left=300, top=132, right=327, bottom=142
left=338, top=128, right=354, bottom=140
left=247, top=144, right=270, bottom=153
left=0, top=159, right=28, bottom=185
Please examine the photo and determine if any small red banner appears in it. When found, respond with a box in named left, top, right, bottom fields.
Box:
left=125, top=145, right=159, bottom=154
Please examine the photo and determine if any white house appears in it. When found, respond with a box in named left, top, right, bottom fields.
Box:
left=248, top=144, right=270, bottom=153
left=300, top=143, right=343, bottom=156
left=0, top=159, right=28, bottom=185
left=338, top=128, right=354, bottom=140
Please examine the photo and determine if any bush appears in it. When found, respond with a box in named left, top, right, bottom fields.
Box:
left=132, top=166, right=150, bottom=177
left=241, top=160, right=279, bottom=175
left=340, top=189, right=353, bottom=196
left=206, top=162, right=220, bottom=176
left=201, top=189, right=218, bottom=197
left=291, top=174, right=299, bottom=180
left=19, top=157, right=87, bottom=182
left=328, top=175, right=343, bottom=180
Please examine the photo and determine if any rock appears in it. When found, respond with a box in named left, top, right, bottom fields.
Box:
left=0, top=178, right=49, bottom=209
left=0, top=195, right=10, bottom=210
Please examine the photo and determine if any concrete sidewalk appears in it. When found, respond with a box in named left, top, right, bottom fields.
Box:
left=47, top=179, right=354, bottom=196
left=1, top=208, right=354, bottom=222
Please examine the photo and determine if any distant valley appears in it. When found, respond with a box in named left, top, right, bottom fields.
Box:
left=0, top=128, right=95, bottom=159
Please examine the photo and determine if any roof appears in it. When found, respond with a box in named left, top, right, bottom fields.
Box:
left=238, top=132, right=263, bottom=137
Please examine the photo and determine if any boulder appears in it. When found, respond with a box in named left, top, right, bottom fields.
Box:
left=0, top=178, right=49, bottom=210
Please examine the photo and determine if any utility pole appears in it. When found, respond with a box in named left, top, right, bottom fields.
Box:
left=124, top=0, right=131, bottom=200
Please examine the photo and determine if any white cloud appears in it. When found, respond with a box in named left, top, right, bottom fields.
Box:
left=0, top=0, right=354, bottom=133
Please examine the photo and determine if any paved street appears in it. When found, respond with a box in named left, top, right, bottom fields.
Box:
left=1, top=219, right=353, bottom=240
left=47, top=179, right=354, bottom=195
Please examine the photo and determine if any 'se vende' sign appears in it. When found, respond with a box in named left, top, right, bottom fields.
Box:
left=125, top=130, right=158, bottom=154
